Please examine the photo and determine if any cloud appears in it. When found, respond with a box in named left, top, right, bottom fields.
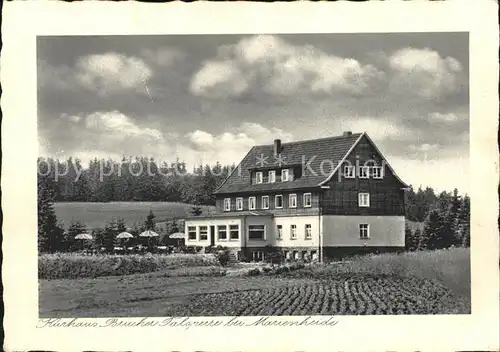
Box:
left=181, top=122, right=293, bottom=166
left=140, top=47, right=186, bottom=67
left=84, top=111, right=162, bottom=140
left=409, top=143, right=440, bottom=152
left=387, top=47, right=464, bottom=100
left=190, top=60, right=249, bottom=99
left=41, top=111, right=293, bottom=171
left=190, top=35, right=384, bottom=99
left=39, top=53, right=153, bottom=96
left=338, top=116, right=414, bottom=142
left=46, top=111, right=169, bottom=163
left=75, top=52, right=152, bottom=95
left=428, top=112, right=462, bottom=123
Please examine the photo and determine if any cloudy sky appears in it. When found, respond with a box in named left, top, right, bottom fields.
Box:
left=38, top=33, right=469, bottom=193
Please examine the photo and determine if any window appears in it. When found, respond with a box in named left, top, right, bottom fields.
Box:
left=188, top=226, right=197, bottom=240
left=289, top=194, right=297, bottom=208
left=261, top=196, right=270, bottom=209
left=199, top=226, right=208, bottom=241
left=256, top=172, right=263, bottom=184
left=268, top=170, right=276, bottom=183
left=303, top=193, right=312, bottom=207
left=248, top=196, right=256, bottom=210
left=275, top=195, right=283, bottom=209
left=371, top=166, right=383, bottom=179
left=285, top=251, right=291, bottom=259
left=224, top=198, right=231, bottom=211
left=281, top=169, right=289, bottom=182
left=294, top=251, right=300, bottom=260
left=358, top=193, right=370, bottom=207
left=344, top=165, right=355, bottom=178
left=236, top=197, right=243, bottom=211
left=248, top=225, right=265, bottom=240
left=277, top=224, right=283, bottom=239
left=359, top=166, right=370, bottom=179
left=229, top=225, right=239, bottom=240
left=311, top=250, right=318, bottom=260
left=305, top=224, right=312, bottom=239
left=217, top=225, right=227, bottom=240
left=290, top=224, right=297, bottom=239
left=359, top=224, right=370, bottom=239
left=252, top=251, right=264, bottom=262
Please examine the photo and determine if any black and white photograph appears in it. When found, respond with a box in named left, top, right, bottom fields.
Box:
left=36, top=32, right=472, bottom=317
left=2, top=2, right=498, bottom=351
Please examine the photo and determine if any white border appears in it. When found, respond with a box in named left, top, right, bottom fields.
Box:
left=2, top=1, right=499, bottom=351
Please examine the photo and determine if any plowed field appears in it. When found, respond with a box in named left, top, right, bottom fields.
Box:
left=168, top=275, right=469, bottom=316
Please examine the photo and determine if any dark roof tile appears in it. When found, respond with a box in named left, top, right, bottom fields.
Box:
left=214, top=133, right=362, bottom=194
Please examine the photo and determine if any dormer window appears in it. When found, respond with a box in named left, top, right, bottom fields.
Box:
left=236, top=197, right=243, bottom=211
left=261, top=196, right=270, bottom=209
left=371, top=166, right=384, bottom=179
left=281, top=169, right=289, bottom=182
left=256, top=172, right=263, bottom=184
left=249, top=196, right=256, bottom=210
left=224, top=198, right=231, bottom=211
left=344, top=165, right=355, bottom=178
left=275, top=195, right=283, bottom=209
left=359, top=166, right=370, bottom=179
left=268, top=170, right=276, bottom=183
left=303, top=193, right=312, bottom=208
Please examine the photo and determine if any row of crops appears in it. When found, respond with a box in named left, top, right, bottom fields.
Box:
left=167, top=275, right=470, bottom=316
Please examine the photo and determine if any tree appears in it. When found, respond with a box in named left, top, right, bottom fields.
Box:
left=144, top=209, right=156, bottom=230
left=94, top=220, right=119, bottom=253
left=404, top=224, right=420, bottom=251
left=65, top=220, right=88, bottom=251
left=456, top=195, right=470, bottom=247
left=116, top=218, right=127, bottom=233
left=37, top=175, right=65, bottom=253
left=190, top=203, right=203, bottom=216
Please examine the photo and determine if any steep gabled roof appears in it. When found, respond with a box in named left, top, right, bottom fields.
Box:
left=214, top=132, right=363, bottom=194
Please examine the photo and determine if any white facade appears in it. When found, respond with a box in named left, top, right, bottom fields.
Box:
left=185, top=214, right=405, bottom=256
left=321, top=215, right=405, bottom=247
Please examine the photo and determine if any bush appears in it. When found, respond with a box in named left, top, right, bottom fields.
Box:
left=39, top=252, right=219, bottom=279
left=215, top=248, right=231, bottom=267
left=247, top=268, right=261, bottom=276
left=261, top=267, right=272, bottom=273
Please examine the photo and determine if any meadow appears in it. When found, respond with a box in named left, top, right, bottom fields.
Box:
left=54, top=202, right=216, bottom=229
left=39, top=248, right=470, bottom=317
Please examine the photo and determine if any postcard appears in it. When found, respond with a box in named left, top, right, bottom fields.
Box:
left=2, top=1, right=499, bottom=351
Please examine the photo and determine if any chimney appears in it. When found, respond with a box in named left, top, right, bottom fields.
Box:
left=343, top=131, right=353, bottom=137
left=273, top=139, right=282, bottom=156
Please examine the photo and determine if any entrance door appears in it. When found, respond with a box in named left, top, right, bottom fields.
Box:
left=209, top=225, right=216, bottom=246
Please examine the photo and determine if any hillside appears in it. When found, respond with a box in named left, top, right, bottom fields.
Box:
left=54, top=202, right=216, bottom=231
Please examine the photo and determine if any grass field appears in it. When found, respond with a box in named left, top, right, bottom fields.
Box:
left=54, top=202, right=216, bottom=230
left=39, top=248, right=470, bottom=317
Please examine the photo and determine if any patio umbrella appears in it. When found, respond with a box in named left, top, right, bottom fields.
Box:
left=139, top=230, right=159, bottom=248
left=75, top=233, right=92, bottom=250
left=116, top=232, right=134, bottom=239
left=116, top=231, right=134, bottom=249
left=169, top=232, right=185, bottom=239
left=139, top=230, right=159, bottom=237
left=75, top=233, right=92, bottom=240
left=169, top=232, right=186, bottom=248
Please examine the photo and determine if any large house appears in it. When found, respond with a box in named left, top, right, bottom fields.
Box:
left=184, top=131, right=408, bottom=261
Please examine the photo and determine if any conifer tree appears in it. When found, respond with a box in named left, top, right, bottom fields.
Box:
left=145, top=209, right=156, bottom=230
left=37, top=176, right=65, bottom=252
